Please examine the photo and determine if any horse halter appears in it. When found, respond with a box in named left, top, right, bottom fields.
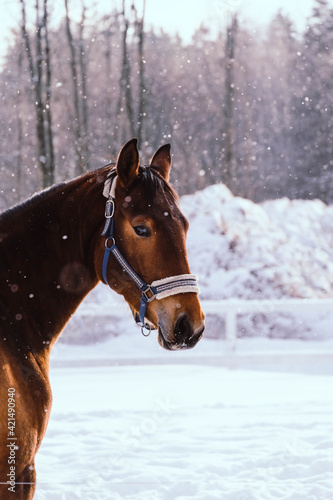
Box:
left=101, top=170, right=200, bottom=335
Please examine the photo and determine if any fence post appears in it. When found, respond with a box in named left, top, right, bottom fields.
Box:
left=225, top=308, right=237, bottom=350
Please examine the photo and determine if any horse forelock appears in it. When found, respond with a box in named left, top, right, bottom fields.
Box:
left=88, top=163, right=178, bottom=207
left=139, top=165, right=178, bottom=205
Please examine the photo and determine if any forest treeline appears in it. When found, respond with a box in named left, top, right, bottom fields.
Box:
left=1, top=0, right=333, bottom=211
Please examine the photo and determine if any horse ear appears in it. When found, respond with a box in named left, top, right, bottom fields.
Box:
left=116, top=138, right=140, bottom=188
left=149, top=144, right=171, bottom=182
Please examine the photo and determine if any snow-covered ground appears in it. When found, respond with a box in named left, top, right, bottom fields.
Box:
left=35, top=335, right=333, bottom=500
left=34, top=185, right=333, bottom=499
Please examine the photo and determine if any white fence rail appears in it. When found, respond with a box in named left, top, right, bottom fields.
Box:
left=77, top=298, right=333, bottom=347
left=200, top=298, right=333, bottom=347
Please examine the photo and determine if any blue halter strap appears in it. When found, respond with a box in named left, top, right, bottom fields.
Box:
left=101, top=172, right=200, bottom=334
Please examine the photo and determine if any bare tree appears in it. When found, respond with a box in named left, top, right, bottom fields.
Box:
left=222, top=14, right=238, bottom=188
left=20, top=0, right=55, bottom=188
left=15, top=50, right=24, bottom=200
left=64, top=0, right=88, bottom=174
left=43, top=0, right=55, bottom=183
left=117, top=0, right=136, bottom=140
left=103, top=16, right=115, bottom=151
left=134, top=0, right=146, bottom=145
left=78, top=2, right=89, bottom=165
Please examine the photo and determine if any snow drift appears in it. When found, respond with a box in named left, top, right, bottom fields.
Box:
left=181, top=184, right=333, bottom=300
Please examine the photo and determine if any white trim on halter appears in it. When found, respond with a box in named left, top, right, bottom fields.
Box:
left=152, top=274, right=199, bottom=299
left=103, top=173, right=117, bottom=199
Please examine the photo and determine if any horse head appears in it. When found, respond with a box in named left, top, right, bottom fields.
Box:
left=97, top=139, right=205, bottom=350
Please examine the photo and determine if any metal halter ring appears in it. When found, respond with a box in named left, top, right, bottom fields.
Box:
left=105, top=237, right=115, bottom=249
left=141, top=323, right=152, bottom=337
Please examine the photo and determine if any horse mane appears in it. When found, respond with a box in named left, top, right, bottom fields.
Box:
left=0, top=183, right=66, bottom=227
left=0, top=163, right=178, bottom=236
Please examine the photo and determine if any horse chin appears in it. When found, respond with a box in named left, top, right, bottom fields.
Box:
left=157, top=325, right=194, bottom=351
left=157, top=329, right=177, bottom=351
left=131, top=308, right=200, bottom=351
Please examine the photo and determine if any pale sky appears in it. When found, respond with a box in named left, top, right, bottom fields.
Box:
left=0, top=0, right=323, bottom=66
left=144, top=0, right=316, bottom=38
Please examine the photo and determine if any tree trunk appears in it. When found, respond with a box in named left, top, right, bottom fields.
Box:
left=20, top=0, right=55, bottom=188
left=119, top=0, right=136, bottom=139
left=43, top=0, right=55, bottom=186
left=15, top=51, right=23, bottom=200
left=104, top=19, right=113, bottom=151
left=78, top=3, right=89, bottom=165
left=135, top=0, right=146, bottom=145
left=222, top=15, right=237, bottom=188
left=64, top=0, right=84, bottom=175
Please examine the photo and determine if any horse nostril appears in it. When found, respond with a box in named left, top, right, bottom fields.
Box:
left=174, top=314, right=191, bottom=346
left=189, top=325, right=205, bottom=347
left=174, top=315, right=204, bottom=348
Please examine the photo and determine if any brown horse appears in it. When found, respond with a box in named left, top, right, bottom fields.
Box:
left=0, top=139, right=205, bottom=499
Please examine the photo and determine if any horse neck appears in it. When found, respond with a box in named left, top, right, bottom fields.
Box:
left=0, top=172, right=106, bottom=360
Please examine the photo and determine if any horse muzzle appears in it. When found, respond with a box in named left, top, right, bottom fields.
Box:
left=158, top=313, right=205, bottom=351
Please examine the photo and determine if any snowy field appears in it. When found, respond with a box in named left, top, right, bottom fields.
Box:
left=34, top=335, right=333, bottom=500
left=34, top=185, right=333, bottom=499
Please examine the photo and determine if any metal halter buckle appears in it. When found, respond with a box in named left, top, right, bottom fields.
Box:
left=142, top=286, right=156, bottom=303
left=105, top=199, right=115, bottom=219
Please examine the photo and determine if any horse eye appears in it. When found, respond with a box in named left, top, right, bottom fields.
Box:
left=133, top=225, right=151, bottom=238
